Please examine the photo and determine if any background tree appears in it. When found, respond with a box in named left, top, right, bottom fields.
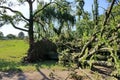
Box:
left=0, top=31, right=4, bottom=39
left=6, top=34, right=16, bottom=39
left=18, top=32, right=25, bottom=39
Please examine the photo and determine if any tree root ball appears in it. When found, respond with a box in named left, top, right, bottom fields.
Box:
left=24, top=38, right=58, bottom=63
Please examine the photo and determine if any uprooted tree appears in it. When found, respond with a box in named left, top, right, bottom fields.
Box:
left=58, top=0, right=120, bottom=78
left=1, top=0, right=120, bottom=78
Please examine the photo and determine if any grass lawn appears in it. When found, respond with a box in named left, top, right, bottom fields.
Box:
left=0, top=40, right=66, bottom=72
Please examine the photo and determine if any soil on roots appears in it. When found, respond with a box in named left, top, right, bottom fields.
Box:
left=23, top=38, right=58, bottom=63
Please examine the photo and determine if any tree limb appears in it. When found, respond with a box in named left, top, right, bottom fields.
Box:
left=0, top=6, right=29, bottom=21
left=101, top=0, right=116, bottom=36
left=103, top=0, right=116, bottom=26
left=78, top=36, right=96, bottom=58
left=0, top=13, right=28, bottom=32
left=34, top=2, right=54, bottom=16
left=88, top=31, right=119, bottom=58
left=79, top=23, right=120, bottom=60
left=89, top=47, right=113, bottom=57
left=9, top=20, right=28, bottom=32
left=88, top=36, right=118, bottom=58
left=33, top=19, right=46, bottom=33
left=34, top=1, right=65, bottom=16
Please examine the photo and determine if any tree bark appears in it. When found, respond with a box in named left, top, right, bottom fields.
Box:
left=28, top=0, right=34, bottom=56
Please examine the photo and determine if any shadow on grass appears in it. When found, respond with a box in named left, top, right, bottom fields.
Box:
left=38, top=60, right=58, bottom=68
left=0, top=59, right=62, bottom=80
left=0, top=59, right=61, bottom=72
left=21, top=60, right=58, bottom=69
left=0, top=59, right=21, bottom=71
left=0, top=59, right=27, bottom=80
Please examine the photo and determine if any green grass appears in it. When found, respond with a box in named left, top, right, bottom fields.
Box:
left=0, top=40, right=66, bottom=72
left=0, top=40, right=28, bottom=61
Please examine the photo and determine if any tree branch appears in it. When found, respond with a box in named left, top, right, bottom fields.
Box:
left=103, top=0, right=115, bottom=26
left=34, top=2, right=53, bottom=16
left=9, top=20, right=28, bottom=32
left=33, top=19, right=46, bottom=33
left=0, top=12, right=28, bottom=32
left=88, top=35, right=118, bottom=58
left=100, top=0, right=116, bottom=37
left=78, top=23, right=120, bottom=61
left=0, top=6, right=29, bottom=21
left=34, top=1, right=64, bottom=16
left=78, top=36, right=96, bottom=58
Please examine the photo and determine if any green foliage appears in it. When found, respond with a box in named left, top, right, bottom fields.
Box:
left=6, top=34, right=16, bottom=39
left=34, top=0, right=76, bottom=39
left=58, top=49, right=72, bottom=66
left=76, top=12, right=94, bottom=38
left=109, top=4, right=120, bottom=27
left=0, top=31, right=4, bottom=39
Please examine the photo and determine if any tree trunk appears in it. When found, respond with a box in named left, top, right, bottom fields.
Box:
left=28, top=1, right=34, bottom=51
left=26, top=0, right=35, bottom=62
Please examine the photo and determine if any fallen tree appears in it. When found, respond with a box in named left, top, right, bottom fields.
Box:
left=58, top=0, right=120, bottom=78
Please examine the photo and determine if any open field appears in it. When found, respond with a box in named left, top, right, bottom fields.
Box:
left=0, top=40, right=66, bottom=72
left=0, top=40, right=28, bottom=61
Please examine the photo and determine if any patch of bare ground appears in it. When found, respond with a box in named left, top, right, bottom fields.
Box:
left=0, top=69, right=72, bottom=80
left=0, top=68, right=117, bottom=80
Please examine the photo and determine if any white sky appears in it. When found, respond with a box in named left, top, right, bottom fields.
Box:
left=0, top=0, right=108, bottom=36
left=0, top=2, right=29, bottom=36
left=0, top=0, right=49, bottom=36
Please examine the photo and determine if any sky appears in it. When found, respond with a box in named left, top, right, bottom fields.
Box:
left=0, top=0, right=109, bottom=36
left=84, top=0, right=110, bottom=15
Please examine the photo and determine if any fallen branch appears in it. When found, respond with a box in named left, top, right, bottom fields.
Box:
left=79, top=60, right=114, bottom=68
left=78, top=36, right=96, bottom=58
left=101, top=0, right=116, bottom=36
left=87, top=24, right=120, bottom=58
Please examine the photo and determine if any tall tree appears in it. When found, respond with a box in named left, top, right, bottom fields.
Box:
left=0, top=0, right=37, bottom=62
